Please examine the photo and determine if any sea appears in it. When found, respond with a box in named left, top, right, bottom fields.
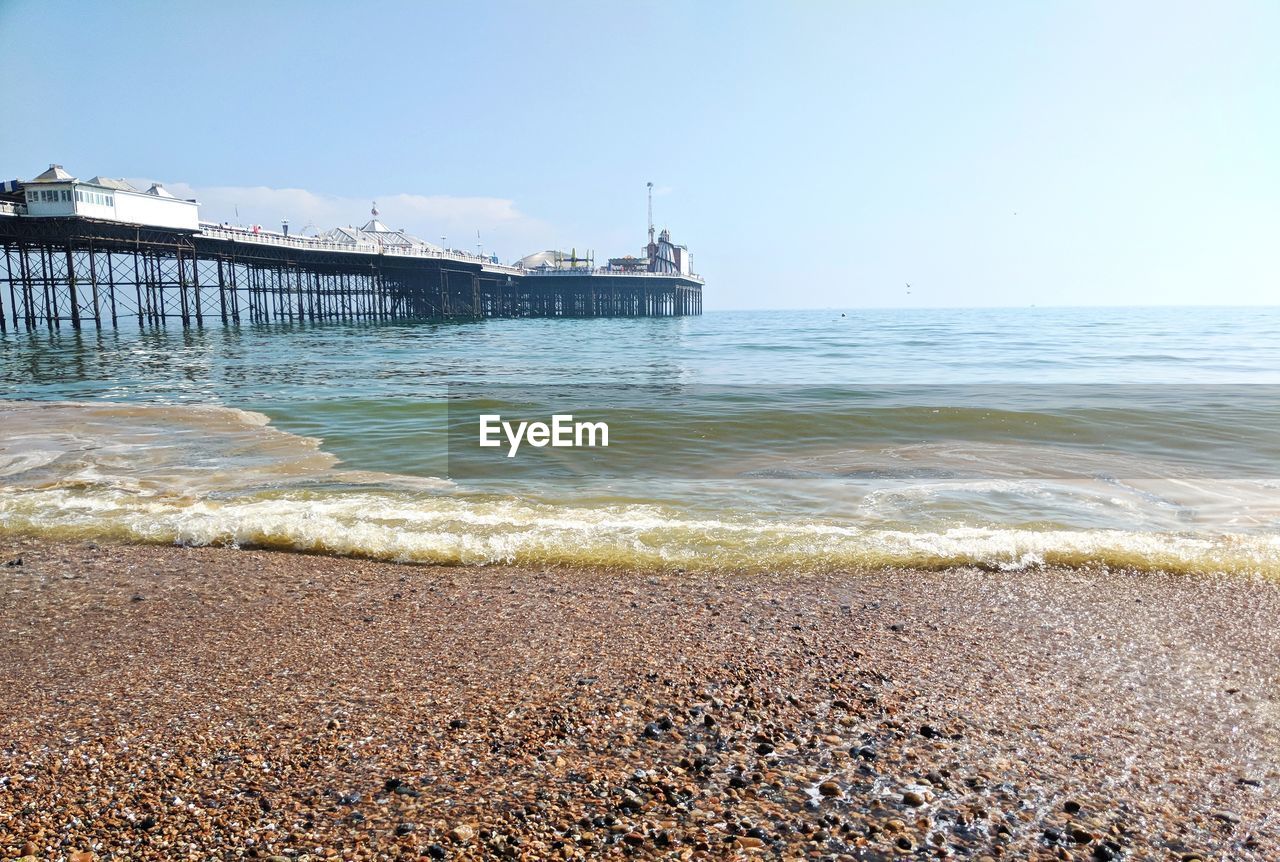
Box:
left=2, top=306, right=1279, bottom=575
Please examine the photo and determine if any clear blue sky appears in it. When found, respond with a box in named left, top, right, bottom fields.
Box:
left=1, top=0, right=1276, bottom=309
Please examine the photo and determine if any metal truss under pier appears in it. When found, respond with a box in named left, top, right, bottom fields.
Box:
left=0, top=217, right=703, bottom=332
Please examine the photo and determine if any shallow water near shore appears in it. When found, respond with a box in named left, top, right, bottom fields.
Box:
left=2, top=306, right=1280, bottom=573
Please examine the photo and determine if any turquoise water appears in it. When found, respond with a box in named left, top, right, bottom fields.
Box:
left=2, top=307, right=1279, bottom=573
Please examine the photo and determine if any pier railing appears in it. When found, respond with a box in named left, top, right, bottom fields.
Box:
left=525, top=266, right=704, bottom=283
left=197, top=223, right=525, bottom=275
left=197, top=223, right=702, bottom=282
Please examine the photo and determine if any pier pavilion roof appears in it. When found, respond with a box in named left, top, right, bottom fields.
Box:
left=28, top=164, right=76, bottom=183
left=316, top=219, right=441, bottom=253
left=517, top=250, right=591, bottom=270
left=86, top=177, right=139, bottom=192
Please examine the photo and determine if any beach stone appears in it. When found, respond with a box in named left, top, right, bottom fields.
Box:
left=903, top=791, right=926, bottom=807
left=1212, top=811, right=1241, bottom=824
left=69, top=853, right=95, bottom=862
left=426, top=845, right=446, bottom=859
left=1070, top=827, right=1094, bottom=844
left=818, top=780, right=840, bottom=797
left=449, top=824, right=475, bottom=843
left=21, top=842, right=37, bottom=856
left=736, top=835, right=765, bottom=848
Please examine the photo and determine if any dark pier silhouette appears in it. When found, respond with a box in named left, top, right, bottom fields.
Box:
left=0, top=217, right=703, bottom=332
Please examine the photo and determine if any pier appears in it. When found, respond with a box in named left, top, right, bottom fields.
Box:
left=0, top=215, right=702, bottom=332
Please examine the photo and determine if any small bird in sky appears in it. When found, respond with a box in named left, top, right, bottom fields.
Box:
left=905, top=282, right=912, bottom=294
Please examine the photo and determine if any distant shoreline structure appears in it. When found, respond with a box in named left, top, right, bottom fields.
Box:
left=0, top=165, right=703, bottom=331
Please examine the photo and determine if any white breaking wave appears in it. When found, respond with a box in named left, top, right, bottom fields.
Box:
left=3, top=485, right=1280, bottom=575
left=2, top=399, right=1279, bottom=575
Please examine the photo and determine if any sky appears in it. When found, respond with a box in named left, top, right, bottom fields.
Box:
left=0, top=0, right=1276, bottom=309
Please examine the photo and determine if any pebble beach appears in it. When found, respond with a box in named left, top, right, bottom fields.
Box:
left=1, top=539, right=1277, bottom=861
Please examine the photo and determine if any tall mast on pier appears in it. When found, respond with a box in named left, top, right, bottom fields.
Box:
left=647, top=181, right=655, bottom=246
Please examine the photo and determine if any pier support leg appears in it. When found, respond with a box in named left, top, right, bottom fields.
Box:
left=40, top=246, right=56, bottom=329
left=216, top=257, right=228, bottom=325
left=86, top=245, right=102, bottom=330
left=131, top=250, right=144, bottom=328
left=17, top=244, right=35, bottom=330
left=176, top=247, right=191, bottom=328
left=192, top=250, right=204, bottom=327
left=0, top=242, right=10, bottom=333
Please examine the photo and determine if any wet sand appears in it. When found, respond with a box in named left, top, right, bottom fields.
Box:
left=0, top=538, right=1277, bottom=861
